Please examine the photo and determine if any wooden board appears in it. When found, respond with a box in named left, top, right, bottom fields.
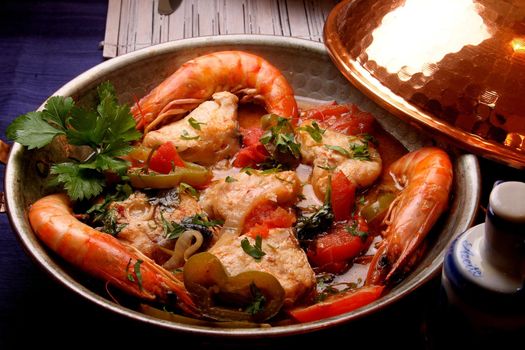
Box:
left=103, top=0, right=338, bottom=58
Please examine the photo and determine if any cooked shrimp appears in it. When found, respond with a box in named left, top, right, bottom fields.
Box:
left=366, top=147, right=453, bottom=285
left=142, top=92, right=240, bottom=165
left=28, top=194, right=196, bottom=314
left=131, top=51, right=298, bottom=132
left=296, top=120, right=382, bottom=199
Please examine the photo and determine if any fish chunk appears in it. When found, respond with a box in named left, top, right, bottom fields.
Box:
left=143, top=92, right=240, bottom=165
left=208, top=228, right=316, bottom=306
left=110, top=191, right=203, bottom=262
left=296, top=120, right=382, bottom=198
left=199, top=170, right=301, bottom=234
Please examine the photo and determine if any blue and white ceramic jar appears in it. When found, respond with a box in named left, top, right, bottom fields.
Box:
left=442, top=181, right=525, bottom=334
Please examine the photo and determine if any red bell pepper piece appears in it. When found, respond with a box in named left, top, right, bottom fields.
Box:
left=288, top=285, right=385, bottom=323
left=330, top=170, right=356, bottom=222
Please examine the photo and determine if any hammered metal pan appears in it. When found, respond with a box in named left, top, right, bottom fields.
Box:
left=3, top=35, right=480, bottom=337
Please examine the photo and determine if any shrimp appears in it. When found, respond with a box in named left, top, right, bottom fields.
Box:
left=28, top=193, right=197, bottom=315
left=131, top=51, right=299, bottom=133
left=366, top=147, right=453, bottom=285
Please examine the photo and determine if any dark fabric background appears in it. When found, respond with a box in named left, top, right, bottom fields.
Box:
left=0, top=1, right=522, bottom=348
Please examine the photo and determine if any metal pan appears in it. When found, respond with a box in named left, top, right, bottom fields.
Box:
left=4, top=35, right=480, bottom=337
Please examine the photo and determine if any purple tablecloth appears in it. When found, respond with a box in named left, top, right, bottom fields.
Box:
left=0, top=1, right=522, bottom=348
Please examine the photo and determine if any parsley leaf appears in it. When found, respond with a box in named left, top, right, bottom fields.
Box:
left=134, top=259, right=144, bottom=291
left=41, top=96, right=73, bottom=131
left=180, top=130, right=199, bottom=140
left=6, top=82, right=143, bottom=201
left=349, top=142, right=371, bottom=161
left=225, top=176, right=237, bottom=183
left=259, top=116, right=300, bottom=168
left=6, top=112, right=66, bottom=149
left=49, top=163, right=105, bottom=201
left=245, top=283, right=266, bottom=315
left=241, top=235, right=266, bottom=261
left=188, top=117, right=205, bottom=130
left=325, top=144, right=351, bottom=158
left=296, top=180, right=334, bottom=240
left=299, top=121, right=325, bottom=142
left=345, top=221, right=368, bottom=242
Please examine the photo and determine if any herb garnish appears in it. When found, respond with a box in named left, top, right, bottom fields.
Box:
left=361, top=133, right=378, bottom=146
left=101, top=208, right=127, bottom=236
left=345, top=221, right=368, bottom=242
left=180, top=130, right=199, bottom=140
left=161, top=212, right=223, bottom=240
left=317, top=164, right=337, bottom=171
left=296, top=182, right=334, bottom=240
left=134, top=260, right=144, bottom=290
left=259, top=115, right=300, bottom=168
left=325, top=144, right=351, bottom=158
left=179, top=182, right=199, bottom=199
left=241, top=235, right=266, bottom=261
left=225, top=176, right=237, bottom=183
left=188, top=117, right=205, bottom=130
left=349, top=142, right=370, bottom=161
left=245, top=283, right=266, bottom=315
left=6, top=82, right=142, bottom=200
left=299, top=121, right=325, bottom=142
left=126, top=258, right=144, bottom=290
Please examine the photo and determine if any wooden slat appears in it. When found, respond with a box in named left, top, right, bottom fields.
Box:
left=116, top=0, right=130, bottom=55
left=103, top=0, right=121, bottom=58
left=103, top=0, right=337, bottom=58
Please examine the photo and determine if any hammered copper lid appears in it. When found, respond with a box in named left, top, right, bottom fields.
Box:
left=324, top=0, right=525, bottom=169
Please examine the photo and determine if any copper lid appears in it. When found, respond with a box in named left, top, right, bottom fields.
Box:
left=324, top=0, right=525, bottom=169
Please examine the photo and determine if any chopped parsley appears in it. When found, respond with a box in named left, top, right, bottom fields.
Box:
left=241, top=235, right=266, bottom=261
left=259, top=115, right=300, bottom=168
left=361, top=133, right=378, bottom=146
left=245, top=283, right=266, bottom=315
left=345, top=221, right=368, bottom=242
left=179, top=182, right=199, bottom=199
left=161, top=212, right=223, bottom=240
left=180, top=130, right=199, bottom=140
left=325, top=144, right=351, bottom=158
left=225, top=176, right=237, bottom=183
left=101, top=208, right=127, bottom=236
left=126, top=259, right=144, bottom=291
left=317, top=164, right=337, bottom=171
left=6, top=82, right=142, bottom=200
left=349, top=142, right=371, bottom=161
left=299, top=121, right=325, bottom=142
left=296, top=182, right=334, bottom=240
left=188, top=117, right=205, bottom=130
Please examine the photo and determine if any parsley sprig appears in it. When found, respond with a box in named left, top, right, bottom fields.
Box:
left=299, top=121, right=325, bottom=142
left=259, top=115, right=301, bottom=169
left=6, top=82, right=142, bottom=200
left=241, top=235, right=266, bottom=261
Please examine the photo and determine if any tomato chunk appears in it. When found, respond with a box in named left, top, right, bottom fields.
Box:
left=233, top=127, right=270, bottom=168
left=331, top=171, right=356, bottom=221
left=243, top=201, right=296, bottom=238
left=148, top=142, right=185, bottom=174
left=307, top=218, right=370, bottom=273
left=288, top=285, right=385, bottom=323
